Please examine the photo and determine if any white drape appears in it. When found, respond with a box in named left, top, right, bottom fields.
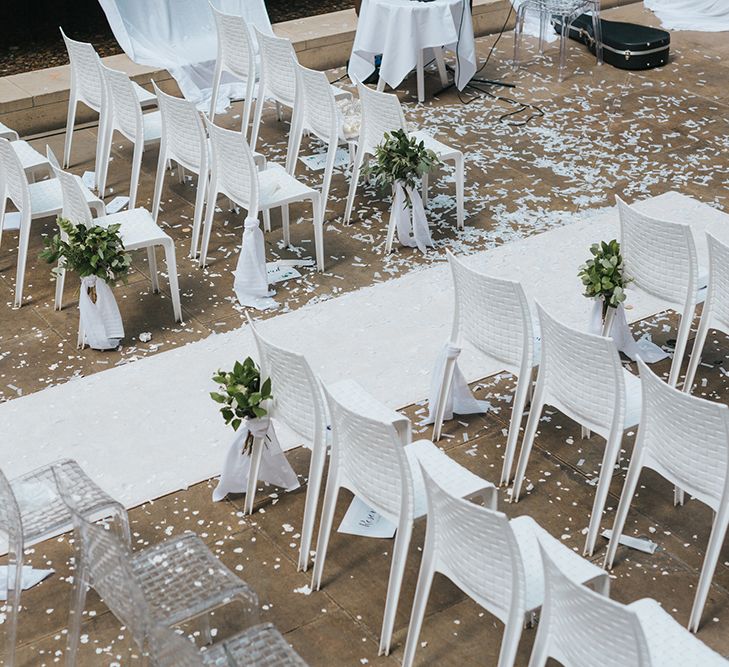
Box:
left=646, top=0, right=729, bottom=31
left=390, top=182, right=433, bottom=253
left=233, top=217, right=277, bottom=310
left=78, top=276, right=124, bottom=350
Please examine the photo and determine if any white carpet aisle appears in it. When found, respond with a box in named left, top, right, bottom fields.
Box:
left=1, top=192, right=727, bottom=509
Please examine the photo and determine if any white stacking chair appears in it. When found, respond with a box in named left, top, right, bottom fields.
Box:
left=201, top=118, right=325, bottom=271
left=617, top=196, right=700, bottom=387
left=61, top=28, right=155, bottom=169
left=402, top=469, right=609, bottom=667
left=0, top=121, right=51, bottom=179
left=96, top=61, right=162, bottom=209
left=528, top=546, right=728, bottom=667
left=247, top=314, right=329, bottom=572
left=432, top=252, right=537, bottom=484
left=0, top=121, right=19, bottom=141
left=0, top=459, right=127, bottom=667
left=311, top=379, right=496, bottom=656
left=684, top=233, right=729, bottom=394
left=511, top=304, right=642, bottom=556
left=344, top=81, right=465, bottom=230
left=151, top=83, right=209, bottom=259
left=0, top=138, right=104, bottom=308
left=209, top=4, right=258, bottom=138
left=605, top=359, right=729, bottom=633
left=51, top=161, right=182, bottom=322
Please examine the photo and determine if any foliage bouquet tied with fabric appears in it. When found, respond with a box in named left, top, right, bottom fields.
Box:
left=364, top=129, right=439, bottom=254
left=40, top=217, right=130, bottom=350
left=578, top=239, right=630, bottom=323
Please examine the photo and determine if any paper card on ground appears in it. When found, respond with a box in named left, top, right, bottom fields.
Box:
left=2, top=212, right=21, bottom=231
left=266, top=262, right=302, bottom=284
left=105, top=196, right=130, bottom=214
left=82, top=171, right=96, bottom=190
left=299, top=147, right=349, bottom=172
left=338, top=496, right=396, bottom=538
left=0, top=566, right=54, bottom=599
left=601, top=529, right=657, bottom=554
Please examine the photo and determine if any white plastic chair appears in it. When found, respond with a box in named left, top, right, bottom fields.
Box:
left=617, top=196, right=700, bottom=387
left=528, top=546, right=728, bottom=667
left=51, top=161, right=182, bottom=322
left=431, top=252, right=537, bottom=483
left=0, top=138, right=104, bottom=308
left=61, top=28, right=155, bottom=169
left=151, top=83, right=209, bottom=259
left=8, top=140, right=52, bottom=183
left=96, top=61, right=162, bottom=209
left=684, top=233, right=729, bottom=394
left=209, top=4, right=258, bottom=138
left=511, top=304, right=642, bottom=556
left=201, top=117, right=325, bottom=271
left=605, top=359, right=729, bottom=633
left=344, top=81, right=464, bottom=230
left=402, top=469, right=609, bottom=667
left=311, top=379, right=496, bottom=656
left=0, top=121, right=19, bottom=141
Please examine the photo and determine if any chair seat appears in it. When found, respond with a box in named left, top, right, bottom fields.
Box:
left=28, top=177, right=99, bottom=217
left=628, top=598, right=728, bottom=666
left=10, top=141, right=49, bottom=176
left=410, top=130, right=461, bottom=161
left=406, top=439, right=494, bottom=519
left=131, top=532, right=253, bottom=627
left=511, top=515, right=606, bottom=612
left=259, top=163, right=316, bottom=208
left=142, top=111, right=163, bottom=143
left=202, top=623, right=308, bottom=666
left=99, top=207, right=171, bottom=249
left=134, top=82, right=157, bottom=108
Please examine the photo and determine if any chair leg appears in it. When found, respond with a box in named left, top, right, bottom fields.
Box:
left=263, top=208, right=272, bottom=234
left=146, top=246, right=160, bottom=293
left=96, top=123, right=114, bottom=200
left=189, top=169, right=207, bottom=259
left=320, top=141, right=337, bottom=221
left=512, top=4, right=528, bottom=70
left=65, top=552, right=88, bottom=666
left=161, top=240, right=182, bottom=322
left=452, top=154, right=465, bottom=229
left=511, top=394, right=546, bottom=502
left=379, top=522, right=413, bottom=656
left=312, top=194, right=325, bottom=272
left=275, top=100, right=283, bottom=122
left=63, top=96, right=77, bottom=169
left=592, top=3, right=604, bottom=66
left=54, top=262, right=67, bottom=311
left=416, top=50, right=425, bottom=103
left=287, top=108, right=304, bottom=176
left=558, top=14, right=569, bottom=82
left=432, top=351, right=458, bottom=442
left=344, top=145, right=364, bottom=225
left=604, top=455, right=644, bottom=570
left=527, top=615, right=550, bottom=667
left=199, top=189, right=217, bottom=268
left=298, top=439, right=328, bottom=572
left=129, top=141, right=144, bottom=210
left=240, top=76, right=255, bottom=141
left=501, top=367, right=533, bottom=486
left=435, top=47, right=448, bottom=87
left=209, top=63, right=223, bottom=121
left=310, top=471, right=341, bottom=591
left=684, top=310, right=711, bottom=394
left=13, top=211, right=32, bottom=308
left=376, top=76, right=386, bottom=93
left=669, top=307, right=696, bottom=387
left=151, top=148, right=167, bottom=222
left=250, top=94, right=265, bottom=152
left=497, top=616, right=524, bottom=667
left=281, top=205, right=290, bottom=246
left=401, top=549, right=435, bottom=667
left=421, top=172, right=429, bottom=208
left=4, top=554, right=23, bottom=667
left=244, top=435, right=266, bottom=515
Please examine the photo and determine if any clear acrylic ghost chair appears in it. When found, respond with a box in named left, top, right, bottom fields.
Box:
left=0, top=138, right=104, bottom=308
left=96, top=61, right=162, bottom=209
left=288, top=62, right=358, bottom=221
left=605, top=360, right=729, bottom=633
left=529, top=545, right=728, bottom=667
left=0, top=459, right=126, bottom=667
left=344, top=81, right=464, bottom=230
left=311, top=379, right=496, bottom=656
left=402, top=468, right=609, bottom=667
left=201, top=117, right=325, bottom=271
left=684, top=233, right=729, bottom=395
left=431, top=252, right=537, bottom=484
left=149, top=621, right=309, bottom=667
left=247, top=314, right=328, bottom=572
left=209, top=4, right=258, bottom=138
left=617, top=196, right=700, bottom=388
left=53, top=465, right=259, bottom=666
left=512, top=0, right=602, bottom=83
left=51, top=161, right=182, bottom=321
left=151, top=83, right=209, bottom=259
left=511, top=303, right=642, bottom=556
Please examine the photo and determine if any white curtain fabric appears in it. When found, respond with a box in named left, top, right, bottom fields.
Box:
left=645, top=0, right=729, bottom=31
left=97, top=0, right=273, bottom=110
left=233, top=217, right=278, bottom=310
left=79, top=276, right=124, bottom=350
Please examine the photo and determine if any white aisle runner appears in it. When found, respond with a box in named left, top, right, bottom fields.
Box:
left=1, top=193, right=727, bottom=509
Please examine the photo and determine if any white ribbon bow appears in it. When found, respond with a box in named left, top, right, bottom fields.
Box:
left=78, top=275, right=124, bottom=350
left=390, top=181, right=433, bottom=254
left=233, top=217, right=277, bottom=310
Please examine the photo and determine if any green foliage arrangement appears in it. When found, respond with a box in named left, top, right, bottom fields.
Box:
left=363, top=129, right=439, bottom=194
left=211, top=358, right=273, bottom=453
left=578, top=239, right=630, bottom=317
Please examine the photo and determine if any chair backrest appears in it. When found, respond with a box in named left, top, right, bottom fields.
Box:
left=447, top=251, right=534, bottom=372
left=294, top=63, right=340, bottom=145
left=256, top=29, right=298, bottom=108
left=535, top=545, right=651, bottom=667
left=616, top=196, right=698, bottom=307
left=0, top=468, right=25, bottom=567
left=421, top=467, right=525, bottom=624
left=636, top=359, right=729, bottom=512
left=356, top=81, right=408, bottom=156
left=153, top=82, right=207, bottom=173
left=205, top=117, right=259, bottom=214
left=536, top=303, right=626, bottom=438
left=211, top=4, right=256, bottom=81
left=704, top=233, right=729, bottom=334
left=322, top=381, right=413, bottom=523
left=61, top=28, right=104, bottom=111
left=50, top=163, right=95, bottom=227
left=148, top=625, right=205, bottom=667
left=248, top=316, right=327, bottom=451
left=99, top=62, right=143, bottom=141
left=0, top=137, right=30, bottom=212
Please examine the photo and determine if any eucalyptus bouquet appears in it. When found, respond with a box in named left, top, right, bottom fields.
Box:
left=211, top=358, right=273, bottom=454
left=578, top=239, right=630, bottom=319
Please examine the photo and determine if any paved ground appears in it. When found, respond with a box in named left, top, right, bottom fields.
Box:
left=3, top=3, right=729, bottom=665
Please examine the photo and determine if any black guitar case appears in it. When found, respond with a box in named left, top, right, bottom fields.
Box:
left=553, top=14, right=670, bottom=70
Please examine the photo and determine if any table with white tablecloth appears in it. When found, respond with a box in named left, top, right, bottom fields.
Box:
left=98, top=0, right=273, bottom=110
left=347, top=0, right=477, bottom=97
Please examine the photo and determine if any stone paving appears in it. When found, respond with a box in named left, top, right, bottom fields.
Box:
left=2, top=3, right=729, bottom=665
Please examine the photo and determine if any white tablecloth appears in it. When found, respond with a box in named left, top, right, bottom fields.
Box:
left=646, top=0, right=729, bottom=31
left=98, top=0, right=273, bottom=110
left=348, top=0, right=477, bottom=92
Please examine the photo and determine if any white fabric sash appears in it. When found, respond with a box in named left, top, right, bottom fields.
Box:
left=391, top=182, right=433, bottom=254
left=234, top=217, right=277, bottom=310
left=79, top=276, right=124, bottom=350
left=213, top=417, right=299, bottom=502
